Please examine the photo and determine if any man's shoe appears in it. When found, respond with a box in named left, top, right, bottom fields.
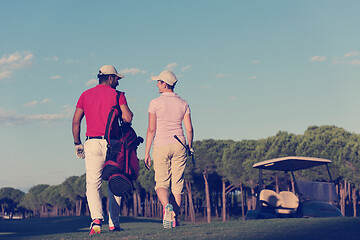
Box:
left=163, top=204, right=175, bottom=229
left=109, top=226, right=124, bottom=232
left=89, top=219, right=102, bottom=235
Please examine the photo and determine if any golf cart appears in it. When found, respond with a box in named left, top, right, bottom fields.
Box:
left=245, top=156, right=342, bottom=219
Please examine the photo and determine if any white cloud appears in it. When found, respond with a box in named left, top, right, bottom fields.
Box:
left=120, top=68, right=146, bottom=75
left=182, top=65, right=192, bottom=72
left=228, top=96, right=238, bottom=100
left=349, top=60, right=360, bottom=65
left=0, top=51, right=34, bottom=80
left=42, top=98, right=52, bottom=104
left=50, top=75, right=61, bottom=80
left=23, top=100, right=38, bottom=108
left=0, top=108, right=16, bottom=122
left=310, top=56, right=326, bottom=62
left=344, top=51, right=359, bottom=57
left=312, top=52, right=360, bottom=66
left=45, top=56, right=59, bottom=61
left=216, top=73, right=227, bottom=78
left=23, top=98, right=52, bottom=108
left=86, top=79, right=97, bottom=86
left=61, top=105, right=74, bottom=116
left=0, top=105, right=73, bottom=125
left=331, top=58, right=360, bottom=66
left=24, top=113, right=68, bottom=122
left=250, top=76, right=257, bottom=80
left=0, top=70, right=12, bottom=79
left=165, top=63, right=179, bottom=71
left=252, top=60, right=260, bottom=64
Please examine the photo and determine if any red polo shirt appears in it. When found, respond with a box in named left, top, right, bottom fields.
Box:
left=76, top=85, right=127, bottom=137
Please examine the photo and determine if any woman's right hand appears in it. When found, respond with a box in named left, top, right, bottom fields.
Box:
left=144, top=155, right=151, bottom=170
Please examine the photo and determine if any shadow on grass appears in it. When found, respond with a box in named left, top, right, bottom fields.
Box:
left=0, top=215, right=162, bottom=239
left=234, top=217, right=360, bottom=240
left=2, top=216, right=360, bottom=240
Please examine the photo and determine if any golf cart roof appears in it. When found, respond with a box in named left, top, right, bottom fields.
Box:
left=253, top=156, right=332, bottom=171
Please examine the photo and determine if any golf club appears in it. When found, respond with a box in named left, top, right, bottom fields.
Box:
left=174, top=135, right=195, bottom=165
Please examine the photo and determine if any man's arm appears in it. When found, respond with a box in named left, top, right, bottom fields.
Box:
left=72, top=108, right=84, bottom=144
left=120, top=104, right=133, bottom=123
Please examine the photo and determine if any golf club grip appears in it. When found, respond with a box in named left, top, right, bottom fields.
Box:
left=174, top=135, right=187, bottom=148
left=174, top=135, right=196, bottom=165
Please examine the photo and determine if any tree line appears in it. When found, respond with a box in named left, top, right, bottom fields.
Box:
left=1, top=125, right=360, bottom=221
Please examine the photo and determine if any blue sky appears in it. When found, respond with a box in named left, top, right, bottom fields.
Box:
left=1, top=0, right=360, bottom=192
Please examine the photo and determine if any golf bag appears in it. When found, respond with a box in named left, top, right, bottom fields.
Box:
left=102, top=91, right=143, bottom=197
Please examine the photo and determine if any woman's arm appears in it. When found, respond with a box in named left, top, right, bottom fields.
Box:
left=183, top=113, right=193, bottom=149
left=144, top=112, right=156, bottom=168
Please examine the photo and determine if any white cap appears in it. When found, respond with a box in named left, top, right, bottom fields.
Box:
left=98, top=65, right=124, bottom=78
left=151, top=70, right=178, bottom=86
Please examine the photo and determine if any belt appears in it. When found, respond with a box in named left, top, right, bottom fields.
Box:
left=86, top=136, right=105, bottom=140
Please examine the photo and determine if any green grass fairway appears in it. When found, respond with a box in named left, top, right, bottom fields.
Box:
left=1, top=216, right=360, bottom=240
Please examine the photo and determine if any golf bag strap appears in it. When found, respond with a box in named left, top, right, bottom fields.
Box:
left=104, top=91, right=123, bottom=147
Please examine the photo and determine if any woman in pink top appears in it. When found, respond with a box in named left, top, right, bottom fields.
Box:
left=145, top=70, right=194, bottom=228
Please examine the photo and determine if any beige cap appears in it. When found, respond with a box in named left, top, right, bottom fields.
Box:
left=98, top=65, right=124, bottom=78
left=151, top=70, right=178, bottom=86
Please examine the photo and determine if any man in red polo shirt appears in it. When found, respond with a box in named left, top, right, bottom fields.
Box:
left=72, top=65, right=133, bottom=235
